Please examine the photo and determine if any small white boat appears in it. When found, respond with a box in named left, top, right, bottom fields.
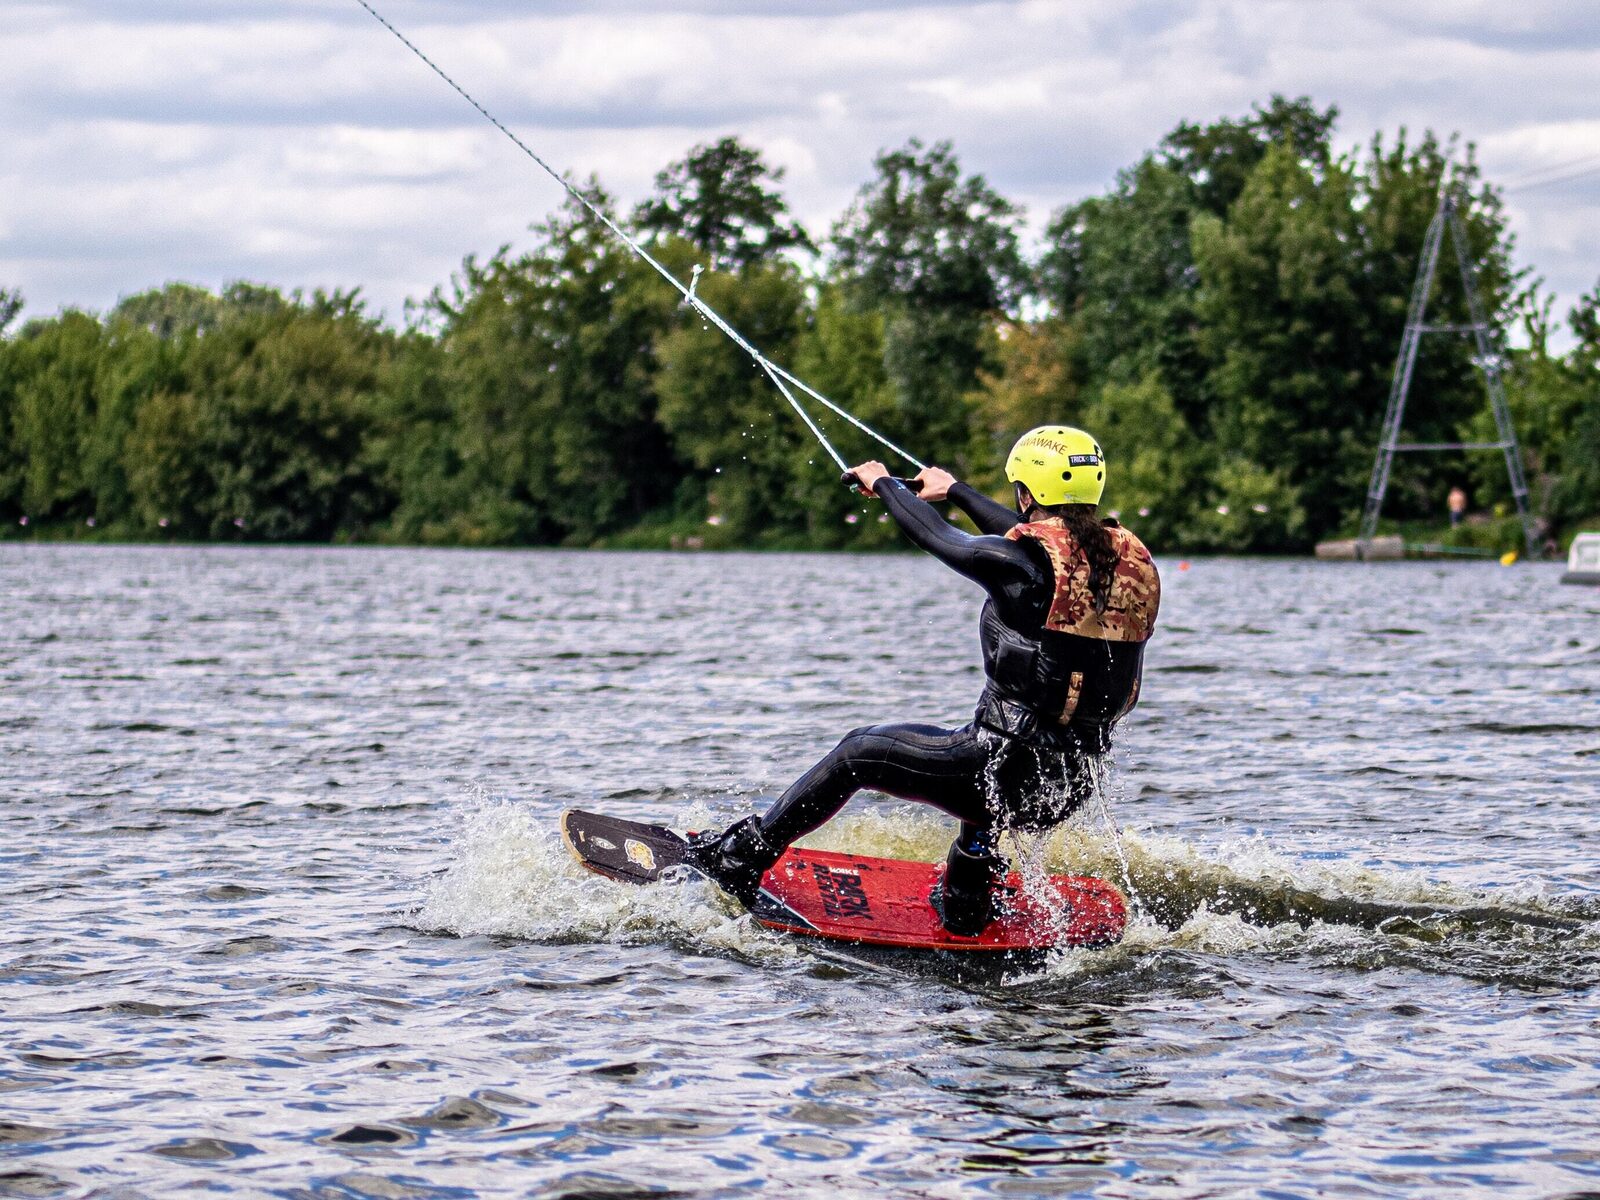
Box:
left=1561, top=532, right=1600, bottom=585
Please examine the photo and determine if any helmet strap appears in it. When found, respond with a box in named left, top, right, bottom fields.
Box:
left=1014, top=483, right=1045, bottom=521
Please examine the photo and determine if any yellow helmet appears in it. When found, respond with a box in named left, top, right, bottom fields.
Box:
left=1004, top=425, right=1105, bottom=506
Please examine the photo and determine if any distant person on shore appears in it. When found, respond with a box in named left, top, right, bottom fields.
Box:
left=686, top=427, right=1160, bottom=935
left=1448, top=486, right=1468, bottom=528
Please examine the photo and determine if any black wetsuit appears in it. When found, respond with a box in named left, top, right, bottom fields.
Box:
left=756, top=478, right=1113, bottom=857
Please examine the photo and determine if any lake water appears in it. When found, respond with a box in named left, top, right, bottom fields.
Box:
left=2, top=544, right=1598, bottom=1198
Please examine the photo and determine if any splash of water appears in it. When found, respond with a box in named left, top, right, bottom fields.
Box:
left=414, top=794, right=796, bottom=962
left=415, top=793, right=1597, bottom=990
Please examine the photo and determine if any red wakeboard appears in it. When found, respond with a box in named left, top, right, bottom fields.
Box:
left=561, top=808, right=1125, bottom=952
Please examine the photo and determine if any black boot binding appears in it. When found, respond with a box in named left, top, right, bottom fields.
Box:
left=934, top=838, right=1006, bottom=936
left=684, top=816, right=783, bottom=906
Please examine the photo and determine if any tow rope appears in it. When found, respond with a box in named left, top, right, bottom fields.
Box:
left=352, top=0, right=924, bottom=476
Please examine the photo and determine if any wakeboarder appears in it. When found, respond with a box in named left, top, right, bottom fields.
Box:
left=686, top=427, right=1160, bottom=935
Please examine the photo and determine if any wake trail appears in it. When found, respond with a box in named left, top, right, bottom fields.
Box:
left=414, top=797, right=1599, bottom=990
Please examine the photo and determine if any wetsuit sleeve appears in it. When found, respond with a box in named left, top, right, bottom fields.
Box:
left=947, top=481, right=1021, bottom=535
left=873, top=478, right=1046, bottom=602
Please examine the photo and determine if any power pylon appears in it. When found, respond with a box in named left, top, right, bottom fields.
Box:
left=1359, top=188, right=1539, bottom=556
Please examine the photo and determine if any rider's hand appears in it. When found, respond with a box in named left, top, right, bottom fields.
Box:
left=913, top=466, right=958, bottom=502
left=849, top=461, right=891, bottom=495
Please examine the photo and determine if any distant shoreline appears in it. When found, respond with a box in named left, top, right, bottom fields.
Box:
left=0, top=528, right=1572, bottom=560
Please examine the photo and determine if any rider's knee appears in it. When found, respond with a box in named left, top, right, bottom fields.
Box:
left=836, top=725, right=878, bottom=753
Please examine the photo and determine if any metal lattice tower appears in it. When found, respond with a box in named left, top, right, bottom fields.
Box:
left=1359, top=189, right=1539, bottom=556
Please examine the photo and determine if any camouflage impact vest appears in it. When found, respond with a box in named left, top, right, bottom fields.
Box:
left=974, top=517, right=1160, bottom=745
left=1005, top=518, right=1160, bottom=643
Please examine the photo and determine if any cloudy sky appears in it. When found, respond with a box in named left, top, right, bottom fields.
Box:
left=4, top=0, right=1598, bottom=340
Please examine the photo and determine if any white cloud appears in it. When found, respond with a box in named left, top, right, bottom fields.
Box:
left=1, top=0, right=1596, bottom=341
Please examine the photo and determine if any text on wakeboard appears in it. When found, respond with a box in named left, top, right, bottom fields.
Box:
left=811, top=864, right=871, bottom=919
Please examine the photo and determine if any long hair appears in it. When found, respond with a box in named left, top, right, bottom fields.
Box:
left=1047, top=502, right=1118, bottom=615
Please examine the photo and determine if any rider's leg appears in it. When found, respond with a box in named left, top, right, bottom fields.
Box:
left=932, top=821, right=1007, bottom=936
left=686, top=723, right=992, bottom=905
left=758, top=723, right=992, bottom=845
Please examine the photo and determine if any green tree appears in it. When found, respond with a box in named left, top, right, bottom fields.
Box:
left=124, top=389, right=213, bottom=534
left=127, top=291, right=391, bottom=540
left=1475, top=285, right=1600, bottom=533
left=634, top=136, right=815, bottom=271
left=654, top=257, right=809, bottom=541
left=966, top=320, right=1080, bottom=494
left=1081, top=372, right=1204, bottom=550
left=785, top=285, right=910, bottom=546
left=1040, top=161, right=1208, bottom=423
left=415, top=250, right=552, bottom=544
left=1190, top=134, right=1517, bottom=543
left=1040, top=97, right=1340, bottom=430
left=832, top=139, right=1027, bottom=465
left=112, top=280, right=290, bottom=338
left=1162, top=95, right=1338, bottom=218
left=0, top=111, right=1574, bottom=554
left=416, top=188, right=685, bottom=544
left=87, top=321, right=184, bottom=528
left=1189, top=143, right=1368, bottom=540
left=366, top=330, right=465, bottom=544
left=10, top=311, right=103, bottom=522
left=0, top=291, right=23, bottom=521
left=1558, top=284, right=1600, bottom=527
left=1180, top=458, right=1308, bottom=552
left=112, top=282, right=227, bottom=338
left=1352, top=133, right=1521, bottom=529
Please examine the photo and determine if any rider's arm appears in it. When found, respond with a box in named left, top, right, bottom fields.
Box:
left=873, top=478, right=1047, bottom=604
left=947, top=481, right=1021, bottom=536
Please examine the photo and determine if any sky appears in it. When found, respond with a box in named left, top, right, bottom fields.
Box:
left=3, top=0, right=1598, bottom=342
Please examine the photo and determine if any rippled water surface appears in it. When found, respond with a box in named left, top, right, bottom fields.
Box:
left=3, top=544, right=1598, bottom=1198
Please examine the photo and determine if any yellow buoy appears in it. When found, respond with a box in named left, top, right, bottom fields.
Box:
left=1499, top=550, right=1518, bottom=567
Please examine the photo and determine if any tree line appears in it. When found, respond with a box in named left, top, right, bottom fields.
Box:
left=2, top=97, right=1596, bottom=553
